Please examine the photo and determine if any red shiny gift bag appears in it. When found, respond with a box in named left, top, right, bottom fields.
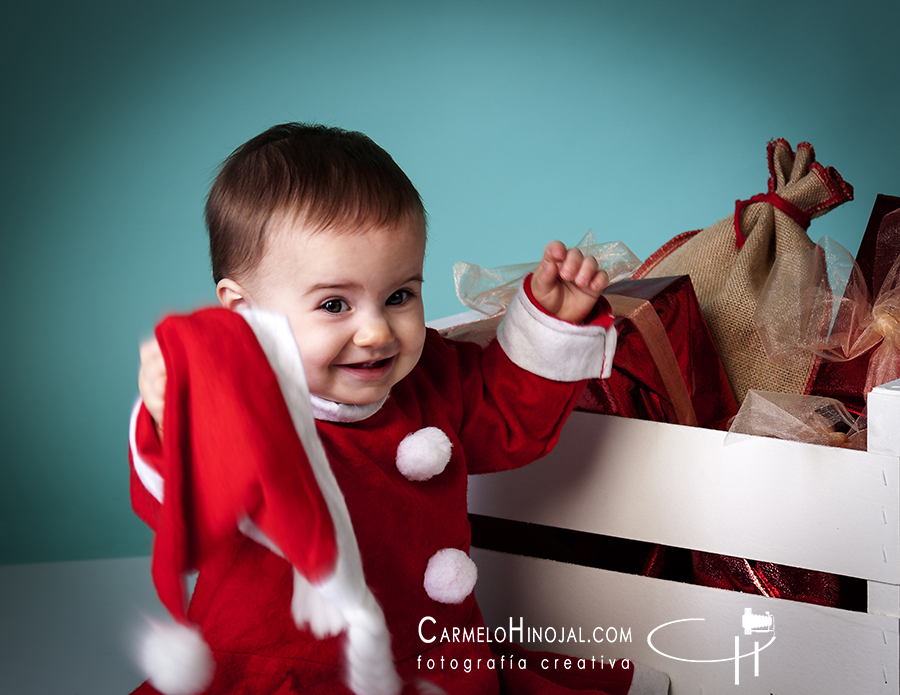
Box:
left=576, top=275, right=738, bottom=430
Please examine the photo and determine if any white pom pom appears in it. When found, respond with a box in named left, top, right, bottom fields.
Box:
left=138, top=620, right=215, bottom=695
left=396, top=427, right=452, bottom=481
left=423, top=548, right=477, bottom=604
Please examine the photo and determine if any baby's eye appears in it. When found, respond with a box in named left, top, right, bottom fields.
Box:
left=320, top=298, right=350, bottom=314
left=386, top=289, right=412, bottom=306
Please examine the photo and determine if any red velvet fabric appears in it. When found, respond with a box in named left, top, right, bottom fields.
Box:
left=130, top=318, right=635, bottom=694
left=143, top=308, right=338, bottom=625
left=576, top=275, right=738, bottom=429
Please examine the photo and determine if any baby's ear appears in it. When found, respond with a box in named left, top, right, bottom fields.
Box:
left=216, top=278, right=248, bottom=310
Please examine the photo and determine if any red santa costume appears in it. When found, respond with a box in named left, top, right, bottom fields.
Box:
left=128, top=281, right=669, bottom=695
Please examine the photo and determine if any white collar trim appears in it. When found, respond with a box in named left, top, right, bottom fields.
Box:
left=310, top=393, right=390, bottom=423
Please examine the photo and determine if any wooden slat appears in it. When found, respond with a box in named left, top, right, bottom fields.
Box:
left=468, top=410, right=900, bottom=583
left=472, top=548, right=900, bottom=695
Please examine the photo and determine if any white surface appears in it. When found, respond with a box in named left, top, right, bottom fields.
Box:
left=473, top=547, right=899, bottom=695
left=468, top=409, right=900, bottom=583
left=467, top=377, right=900, bottom=695
left=425, top=310, right=485, bottom=331
left=869, top=379, right=900, bottom=457
left=0, top=556, right=169, bottom=695
left=869, top=580, right=900, bottom=619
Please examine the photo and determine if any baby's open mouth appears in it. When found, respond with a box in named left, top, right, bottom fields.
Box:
left=340, top=357, right=393, bottom=370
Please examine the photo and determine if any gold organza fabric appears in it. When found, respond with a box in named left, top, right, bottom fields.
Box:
left=756, top=236, right=900, bottom=396
left=726, top=390, right=866, bottom=450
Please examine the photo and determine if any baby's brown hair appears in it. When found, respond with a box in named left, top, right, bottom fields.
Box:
left=206, top=123, right=426, bottom=284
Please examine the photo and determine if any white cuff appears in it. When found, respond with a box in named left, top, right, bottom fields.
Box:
left=496, top=285, right=616, bottom=382
left=129, top=397, right=164, bottom=503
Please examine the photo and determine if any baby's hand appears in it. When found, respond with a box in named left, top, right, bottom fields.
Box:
left=530, top=241, right=609, bottom=324
left=138, top=338, right=167, bottom=435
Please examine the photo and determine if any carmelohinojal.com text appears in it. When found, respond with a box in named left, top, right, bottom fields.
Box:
left=417, top=616, right=633, bottom=673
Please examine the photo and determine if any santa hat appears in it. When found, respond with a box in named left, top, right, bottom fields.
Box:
left=136, top=307, right=402, bottom=695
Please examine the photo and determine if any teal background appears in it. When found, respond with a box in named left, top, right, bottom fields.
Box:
left=2, top=0, right=898, bottom=564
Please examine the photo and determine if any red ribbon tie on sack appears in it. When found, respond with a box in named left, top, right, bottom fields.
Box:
left=734, top=192, right=812, bottom=250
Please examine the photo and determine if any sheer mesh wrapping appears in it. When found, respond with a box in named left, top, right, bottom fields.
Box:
left=810, top=197, right=900, bottom=411
left=726, top=389, right=866, bottom=450
left=453, top=231, right=640, bottom=316
left=635, top=139, right=854, bottom=403
left=756, top=236, right=900, bottom=398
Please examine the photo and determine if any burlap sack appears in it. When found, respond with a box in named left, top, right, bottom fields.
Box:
left=634, top=139, right=853, bottom=403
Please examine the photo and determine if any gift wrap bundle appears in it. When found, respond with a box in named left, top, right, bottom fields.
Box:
left=449, top=143, right=900, bottom=611
left=634, top=139, right=855, bottom=404
left=575, top=275, right=736, bottom=430
left=449, top=233, right=737, bottom=430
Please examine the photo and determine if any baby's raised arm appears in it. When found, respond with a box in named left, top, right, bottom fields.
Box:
left=530, top=241, right=610, bottom=323
left=138, top=338, right=166, bottom=436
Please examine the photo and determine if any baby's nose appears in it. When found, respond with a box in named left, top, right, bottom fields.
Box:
left=353, top=315, right=394, bottom=347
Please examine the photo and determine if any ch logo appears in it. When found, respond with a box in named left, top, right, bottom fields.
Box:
left=647, top=609, right=776, bottom=685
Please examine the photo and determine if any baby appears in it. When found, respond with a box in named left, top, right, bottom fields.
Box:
left=129, top=124, right=651, bottom=695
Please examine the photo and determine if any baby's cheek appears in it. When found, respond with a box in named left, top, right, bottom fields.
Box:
left=394, top=344, right=424, bottom=387
left=294, top=347, right=334, bottom=392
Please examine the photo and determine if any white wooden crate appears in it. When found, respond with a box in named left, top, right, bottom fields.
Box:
left=467, top=378, right=900, bottom=694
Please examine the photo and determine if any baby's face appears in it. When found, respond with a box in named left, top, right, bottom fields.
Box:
left=243, top=220, right=427, bottom=405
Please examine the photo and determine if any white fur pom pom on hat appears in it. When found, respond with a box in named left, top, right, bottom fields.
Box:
left=138, top=620, right=215, bottom=695
left=423, top=548, right=477, bottom=604
left=395, top=428, right=452, bottom=482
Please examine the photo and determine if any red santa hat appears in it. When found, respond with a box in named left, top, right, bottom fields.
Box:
left=135, top=307, right=402, bottom=695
